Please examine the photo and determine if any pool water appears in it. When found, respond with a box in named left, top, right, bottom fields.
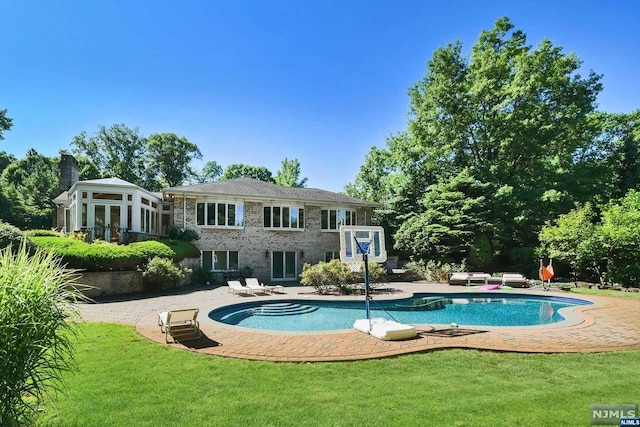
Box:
left=208, top=293, right=592, bottom=332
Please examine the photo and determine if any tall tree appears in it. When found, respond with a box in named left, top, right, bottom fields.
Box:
left=0, top=109, right=12, bottom=140
left=274, top=158, right=308, bottom=187
left=539, top=202, right=604, bottom=282
left=599, top=190, right=640, bottom=287
left=577, top=111, right=640, bottom=202
left=0, top=151, right=16, bottom=174
left=192, top=160, right=223, bottom=184
left=220, top=164, right=274, bottom=182
left=146, top=132, right=202, bottom=189
left=71, top=124, right=148, bottom=187
left=394, top=168, right=492, bottom=268
left=0, top=149, right=59, bottom=228
left=344, top=146, right=392, bottom=201
left=348, top=17, right=602, bottom=271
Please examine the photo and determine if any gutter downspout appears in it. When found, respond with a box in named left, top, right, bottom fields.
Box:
left=183, top=193, right=186, bottom=229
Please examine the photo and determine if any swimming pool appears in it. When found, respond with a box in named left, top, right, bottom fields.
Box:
left=208, top=293, right=592, bottom=332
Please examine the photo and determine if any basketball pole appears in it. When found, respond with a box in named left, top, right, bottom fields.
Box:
left=353, top=237, right=371, bottom=321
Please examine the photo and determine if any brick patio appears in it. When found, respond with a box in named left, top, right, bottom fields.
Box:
left=76, top=282, right=640, bottom=362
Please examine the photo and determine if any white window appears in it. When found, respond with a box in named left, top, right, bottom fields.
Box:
left=140, top=195, right=159, bottom=234
left=321, top=208, right=357, bottom=230
left=202, top=250, right=239, bottom=272
left=324, top=251, right=340, bottom=262
left=263, top=205, right=304, bottom=229
left=196, top=202, right=244, bottom=228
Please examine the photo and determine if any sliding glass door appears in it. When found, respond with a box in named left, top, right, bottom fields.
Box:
left=271, top=251, right=297, bottom=281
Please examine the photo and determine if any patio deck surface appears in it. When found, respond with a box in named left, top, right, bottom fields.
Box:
left=76, top=282, right=640, bottom=362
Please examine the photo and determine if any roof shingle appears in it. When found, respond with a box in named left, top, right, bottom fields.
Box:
left=165, top=178, right=377, bottom=207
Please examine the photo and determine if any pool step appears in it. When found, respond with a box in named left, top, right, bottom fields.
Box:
left=251, top=302, right=319, bottom=316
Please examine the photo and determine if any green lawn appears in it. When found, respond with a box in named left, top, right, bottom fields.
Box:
left=568, top=286, right=640, bottom=300
left=37, top=322, right=640, bottom=426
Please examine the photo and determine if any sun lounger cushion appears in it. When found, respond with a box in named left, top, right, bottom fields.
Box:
left=448, top=272, right=469, bottom=286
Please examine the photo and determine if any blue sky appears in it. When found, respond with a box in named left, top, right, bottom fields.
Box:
left=1, top=1, right=638, bottom=192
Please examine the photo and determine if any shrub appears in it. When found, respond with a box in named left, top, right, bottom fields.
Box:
left=167, top=226, right=200, bottom=241
left=143, top=257, right=185, bottom=289
left=191, top=267, right=215, bottom=286
left=29, top=236, right=199, bottom=271
left=0, top=242, right=85, bottom=426
left=405, top=259, right=466, bottom=282
left=0, top=221, right=34, bottom=253
left=301, top=261, right=390, bottom=295
left=300, top=259, right=356, bottom=295
left=353, top=263, right=388, bottom=290
left=25, top=229, right=63, bottom=237
left=160, top=239, right=201, bottom=260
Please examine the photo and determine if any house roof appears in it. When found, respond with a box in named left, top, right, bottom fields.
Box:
left=52, top=190, right=69, bottom=206
left=65, top=177, right=162, bottom=201
left=165, top=178, right=377, bottom=207
left=81, top=177, right=139, bottom=187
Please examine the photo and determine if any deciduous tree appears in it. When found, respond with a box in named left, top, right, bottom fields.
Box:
left=0, top=149, right=59, bottom=229
left=274, top=158, right=307, bottom=187
left=538, top=202, right=604, bottom=282
left=220, top=164, right=273, bottom=182
left=348, top=17, right=603, bottom=271
left=146, top=132, right=202, bottom=189
left=192, top=160, right=223, bottom=184
left=71, top=124, right=148, bottom=187
left=0, top=109, right=12, bottom=141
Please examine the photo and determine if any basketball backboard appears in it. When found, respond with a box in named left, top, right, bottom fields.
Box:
left=339, top=225, right=387, bottom=264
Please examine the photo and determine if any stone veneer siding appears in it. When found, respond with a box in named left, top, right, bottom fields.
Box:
left=172, top=197, right=373, bottom=284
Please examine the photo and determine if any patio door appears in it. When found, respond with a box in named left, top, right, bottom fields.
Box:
left=271, top=251, right=297, bottom=281
left=94, top=205, right=122, bottom=242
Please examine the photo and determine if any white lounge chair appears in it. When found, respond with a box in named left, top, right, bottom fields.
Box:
left=227, top=280, right=255, bottom=296
left=157, top=308, right=201, bottom=343
left=466, top=272, right=491, bottom=286
left=448, top=272, right=469, bottom=286
left=500, top=273, right=530, bottom=288
left=245, top=278, right=270, bottom=294
left=353, top=318, right=417, bottom=341
left=245, top=278, right=285, bottom=294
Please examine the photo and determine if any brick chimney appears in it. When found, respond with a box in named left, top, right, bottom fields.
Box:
left=60, top=154, right=79, bottom=192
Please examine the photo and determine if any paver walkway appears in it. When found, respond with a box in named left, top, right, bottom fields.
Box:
left=76, top=282, right=640, bottom=362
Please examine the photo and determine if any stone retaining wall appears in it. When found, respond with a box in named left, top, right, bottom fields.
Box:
left=77, top=263, right=196, bottom=298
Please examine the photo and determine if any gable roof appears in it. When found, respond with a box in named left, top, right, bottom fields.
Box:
left=164, top=178, right=377, bottom=207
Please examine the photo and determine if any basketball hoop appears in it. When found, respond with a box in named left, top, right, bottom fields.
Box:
left=339, top=225, right=387, bottom=264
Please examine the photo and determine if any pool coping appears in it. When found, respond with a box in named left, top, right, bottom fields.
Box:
left=203, top=291, right=599, bottom=334
left=78, top=282, right=640, bottom=362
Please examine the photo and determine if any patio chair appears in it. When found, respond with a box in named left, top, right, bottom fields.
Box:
left=245, top=278, right=270, bottom=294
left=227, top=280, right=255, bottom=296
left=448, top=272, right=470, bottom=286
left=500, top=273, right=530, bottom=288
left=466, top=272, right=491, bottom=286
left=157, top=308, right=201, bottom=343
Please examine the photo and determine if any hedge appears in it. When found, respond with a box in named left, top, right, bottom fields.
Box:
left=28, top=236, right=200, bottom=272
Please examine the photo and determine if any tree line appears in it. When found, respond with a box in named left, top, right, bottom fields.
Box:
left=0, top=122, right=307, bottom=229
left=345, top=17, right=640, bottom=282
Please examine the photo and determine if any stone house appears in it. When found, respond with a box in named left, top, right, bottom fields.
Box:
left=164, top=178, right=377, bottom=283
left=54, top=156, right=378, bottom=283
